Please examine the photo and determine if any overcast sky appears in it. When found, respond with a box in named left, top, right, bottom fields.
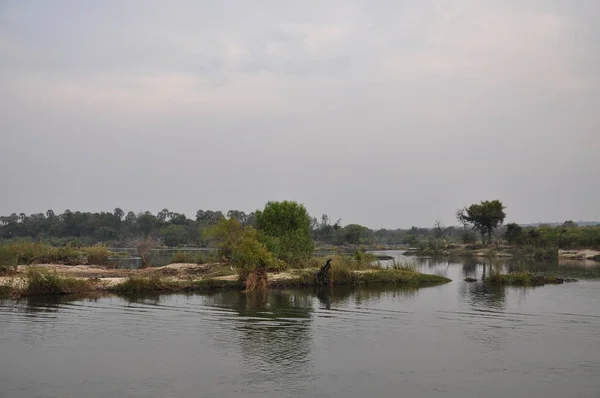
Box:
left=1, top=0, right=598, bottom=228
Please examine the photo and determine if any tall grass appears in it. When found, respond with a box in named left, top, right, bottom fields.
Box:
left=81, top=244, right=111, bottom=265
left=19, top=268, right=94, bottom=296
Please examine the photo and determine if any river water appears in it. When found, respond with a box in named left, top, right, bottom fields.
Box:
left=1, top=252, right=599, bottom=397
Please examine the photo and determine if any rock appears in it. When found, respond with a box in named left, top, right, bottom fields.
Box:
left=464, top=277, right=477, bottom=282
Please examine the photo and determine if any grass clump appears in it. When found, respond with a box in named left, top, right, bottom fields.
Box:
left=82, top=244, right=111, bottom=265
left=486, top=272, right=564, bottom=286
left=20, top=268, right=94, bottom=296
left=357, top=269, right=450, bottom=286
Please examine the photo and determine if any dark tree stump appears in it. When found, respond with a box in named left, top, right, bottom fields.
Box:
left=316, top=258, right=332, bottom=285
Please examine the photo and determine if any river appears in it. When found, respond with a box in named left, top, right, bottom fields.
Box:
left=1, top=252, right=599, bottom=397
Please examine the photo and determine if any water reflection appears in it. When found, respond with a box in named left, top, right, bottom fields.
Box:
left=459, top=280, right=506, bottom=311
left=315, top=285, right=417, bottom=309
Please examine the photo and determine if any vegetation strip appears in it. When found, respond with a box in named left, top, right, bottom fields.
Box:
left=0, top=267, right=450, bottom=299
left=485, top=272, right=576, bottom=286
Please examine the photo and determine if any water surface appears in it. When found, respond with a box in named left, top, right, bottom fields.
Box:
left=1, top=254, right=599, bottom=397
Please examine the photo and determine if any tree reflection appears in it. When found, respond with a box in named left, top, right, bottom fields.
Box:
left=315, top=285, right=418, bottom=310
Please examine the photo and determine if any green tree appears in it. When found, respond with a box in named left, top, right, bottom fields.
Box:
left=457, top=200, right=506, bottom=246
left=160, top=225, right=189, bottom=247
left=113, top=208, right=124, bottom=221
left=208, top=218, right=282, bottom=279
left=504, top=222, right=524, bottom=245
left=255, top=201, right=314, bottom=265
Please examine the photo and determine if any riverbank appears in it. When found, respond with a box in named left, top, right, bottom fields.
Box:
left=0, top=263, right=451, bottom=299
left=409, top=245, right=600, bottom=262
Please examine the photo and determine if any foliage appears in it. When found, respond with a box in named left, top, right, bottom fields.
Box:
left=504, top=223, right=600, bottom=250
left=206, top=217, right=245, bottom=259
left=457, top=200, right=506, bottom=245
left=159, top=225, right=189, bottom=247
left=504, top=223, right=524, bottom=245
left=0, top=207, right=254, bottom=248
left=255, top=201, right=315, bottom=265
left=208, top=218, right=285, bottom=280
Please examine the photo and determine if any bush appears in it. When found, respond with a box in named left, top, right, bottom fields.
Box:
left=208, top=219, right=287, bottom=280
left=230, top=228, right=286, bottom=280
left=255, top=201, right=314, bottom=266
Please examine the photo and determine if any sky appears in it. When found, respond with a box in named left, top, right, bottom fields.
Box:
left=1, top=0, right=599, bottom=229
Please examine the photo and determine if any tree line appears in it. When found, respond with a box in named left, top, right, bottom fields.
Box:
left=1, top=201, right=598, bottom=249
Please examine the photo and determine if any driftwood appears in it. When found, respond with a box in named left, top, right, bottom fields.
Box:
left=316, top=258, right=332, bottom=285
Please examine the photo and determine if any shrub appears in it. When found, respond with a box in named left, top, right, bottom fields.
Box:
left=230, top=228, right=285, bottom=280
left=208, top=218, right=286, bottom=280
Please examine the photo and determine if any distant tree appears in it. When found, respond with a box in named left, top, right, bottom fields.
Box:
left=336, top=224, right=371, bottom=245
left=160, top=224, right=189, bottom=247
left=137, top=211, right=157, bottom=237
left=113, top=208, right=124, bottom=221
left=125, top=211, right=137, bottom=225
left=457, top=200, right=506, bottom=246
left=227, top=210, right=248, bottom=224
left=255, top=201, right=314, bottom=265
left=157, top=208, right=171, bottom=223
left=504, top=223, right=524, bottom=245
left=196, top=209, right=224, bottom=225
left=169, top=213, right=187, bottom=225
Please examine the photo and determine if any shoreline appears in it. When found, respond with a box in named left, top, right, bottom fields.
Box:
left=0, top=263, right=451, bottom=299
left=406, top=246, right=600, bottom=261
